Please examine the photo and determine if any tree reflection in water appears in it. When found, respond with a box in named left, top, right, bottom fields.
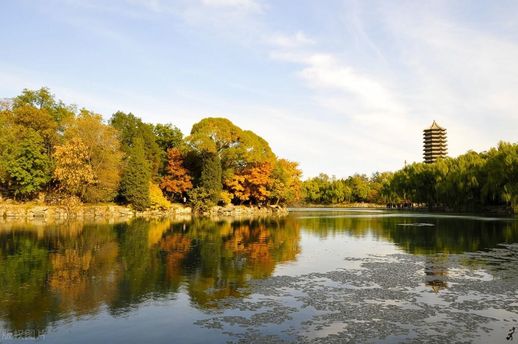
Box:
left=0, top=216, right=301, bottom=334
left=0, top=212, right=517, bottom=337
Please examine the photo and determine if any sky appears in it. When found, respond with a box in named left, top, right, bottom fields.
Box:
left=1, top=0, right=518, bottom=178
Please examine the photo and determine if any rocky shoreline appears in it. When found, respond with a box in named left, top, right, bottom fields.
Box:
left=0, top=203, right=288, bottom=221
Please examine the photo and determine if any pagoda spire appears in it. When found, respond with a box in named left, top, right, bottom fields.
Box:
left=423, top=121, right=447, bottom=163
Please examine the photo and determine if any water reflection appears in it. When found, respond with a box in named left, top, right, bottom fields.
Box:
left=424, top=254, right=449, bottom=292
left=0, top=217, right=301, bottom=335
left=0, top=210, right=517, bottom=339
left=295, top=210, right=518, bottom=254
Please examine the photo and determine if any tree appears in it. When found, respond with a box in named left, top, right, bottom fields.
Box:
left=149, top=182, right=172, bottom=209
left=153, top=123, right=183, bottom=152
left=0, top=111, right=15, bottom=187
left=187, top=118, right=275, bottom=173
left=110, top=111, right=161, bottom=176
left=13, top=87, right=75, bottom=129
left=119, top=138, right=151, bottom=210
left=225, top=162, right=274, bottom=205
left=53, top=137, right=95, bottom=198
left=368, top=172, right=393, bottom=204
left=188, top=187, right=214, bottom=214
left=199, top=153, right=223, bottom=204
left=482, top=142, right=518, bottom=208
left=11, top=105, right=59, bottom=155
left=348, top=174, right=370, bottom=202
left=160, top=148, right=193, bottom=200
left=64, top=110, right=123, bottom=202
left=4, top=128, right=51, bottom=199
left=269, top=159, right=302, bottom=205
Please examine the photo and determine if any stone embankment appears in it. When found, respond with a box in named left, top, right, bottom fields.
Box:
left=0, top=203, right=288, bottom=220
left=0, top=204, right=192, bottom=220
left=204, top=205, right=288, bottom=217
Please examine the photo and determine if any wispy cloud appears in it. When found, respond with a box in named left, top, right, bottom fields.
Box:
left=267, top=31, right=314, bottom=49
left=3, top=0, right=518, bottom=177
left=200, top=0, right=263, bottom=12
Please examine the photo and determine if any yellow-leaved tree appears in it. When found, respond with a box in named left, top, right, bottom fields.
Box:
left=63, top=110, right=123, bottom=203
left=53, top=137, right=94, bottom=198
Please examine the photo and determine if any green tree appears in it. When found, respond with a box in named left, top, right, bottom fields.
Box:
left=5, top=128, right=51, bottom=199
left=153, top=123, right=183, bottom=152
left=347, top=174, right=370, bottom=202
left=482, top=142, right=518, bottom=208
left=119, top=138, right=151, bottom=210
left=199, top=152, right=222, bottom=204
left=11, top=105, right=58, bottom=155
left=13, top=87, right=75, bottom=129
left=187, top=117, right=275, bottom=174
left=110, top=111, right=161, bottom=176
left=0, top=111, right=15, bottom=186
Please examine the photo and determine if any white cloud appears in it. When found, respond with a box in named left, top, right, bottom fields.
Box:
left=269, top=47, right=419, bottom=171
left=267, top=31, right=314, bottom=48
left=379, top=5, right=518, bottom=156
left=298, top=54, right=404, bottom=114
left=200, top=0, right=262, bottom=12
left=7, top=0, right=518, bottom=178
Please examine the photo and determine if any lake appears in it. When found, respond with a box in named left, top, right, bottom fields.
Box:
left=1, top=209, right=517, bottom=343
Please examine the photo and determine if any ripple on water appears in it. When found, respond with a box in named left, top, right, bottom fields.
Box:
left=196, top=249, right=518, bottom=343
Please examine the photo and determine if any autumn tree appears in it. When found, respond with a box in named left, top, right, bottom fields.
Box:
left=269, top=159, right=302, bottom=205
left=160, top=148, right=193, bottom=200
left=149, top=182, right=172, bottom=209
left=225, top=162, right=273, bottom=205
left=64, top=110, right=123, bottom=202
left=53, top=137, right=95, bottom=198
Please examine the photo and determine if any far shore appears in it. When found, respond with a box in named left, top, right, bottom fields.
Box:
left=293, top=203, right=516, bottom=216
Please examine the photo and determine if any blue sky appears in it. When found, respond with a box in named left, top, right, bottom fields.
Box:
left=1, top=0, right=518, bottom=178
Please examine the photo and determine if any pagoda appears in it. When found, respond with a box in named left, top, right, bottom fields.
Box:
left=423, top=121, right=447, bottom=163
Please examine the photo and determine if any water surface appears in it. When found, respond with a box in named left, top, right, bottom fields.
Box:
left=1, top=209, right=517, bottom=343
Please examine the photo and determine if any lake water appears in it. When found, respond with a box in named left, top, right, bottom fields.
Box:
left=1, top=209, right=518, bottom=343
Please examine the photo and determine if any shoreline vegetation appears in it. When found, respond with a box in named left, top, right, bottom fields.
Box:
left=0, top=88, right=302, bottom=215
left=299, top=146, right=517, bottom=215
left=0, top=87, right=516, bottom=218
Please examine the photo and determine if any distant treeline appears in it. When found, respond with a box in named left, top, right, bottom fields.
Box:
left=302, top=142, right=518, bottom=213
left=0, top=88, right=302, bottom=211
left=302, top=172, right=391, bottom=205
left=386, top=142, right=518, bottom=211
